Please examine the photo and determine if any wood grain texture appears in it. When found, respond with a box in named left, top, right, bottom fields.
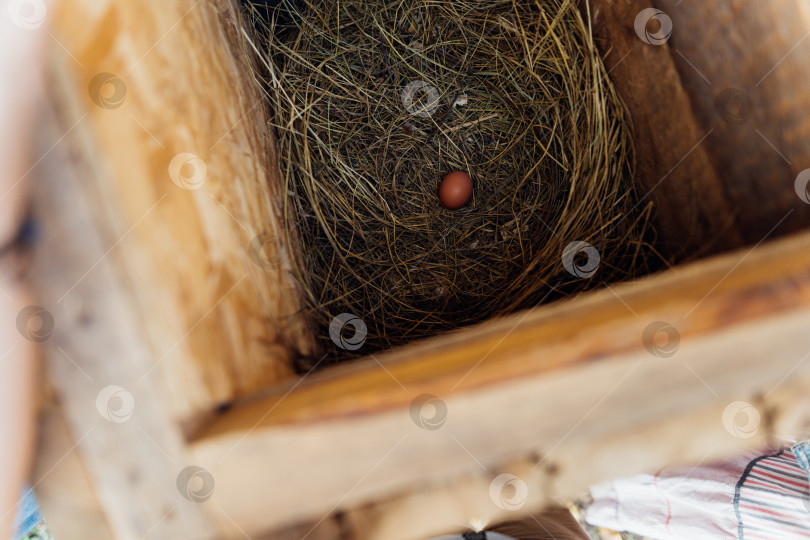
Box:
left=37, top=1, right=810, bottom=538
left=277, top=378, right=810, bottom=540
left=31, top=67, right=217, bottom=538
left=191, top=229, right=810, bottom=538
left=585, top=0, right=810, bottom=260
left=49, top=0, right=315, bottom=428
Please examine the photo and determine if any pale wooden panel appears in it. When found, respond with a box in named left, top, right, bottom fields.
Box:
left=49, top=0, right=314, bottom=427
left=291, top=377, right=810, bottom=540
left=31, top=81, right=217, bottom=537
left=192, top=229, right=810, bottom=538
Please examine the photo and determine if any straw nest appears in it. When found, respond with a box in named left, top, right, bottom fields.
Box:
left=243, top=0, right=654, bottom=364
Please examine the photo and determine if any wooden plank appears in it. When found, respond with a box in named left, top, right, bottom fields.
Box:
left=328, top=378, right=810, bottom=540
left=585, top=0, right=810, bottom=260
left=30, top=54, right=217, bottom=540
left=191, top=229, right=810, bottom=537
left=49, top=0, right=314, bottom=428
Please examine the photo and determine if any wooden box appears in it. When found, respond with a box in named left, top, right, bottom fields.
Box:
left=29, top=0, right=810, bottom=538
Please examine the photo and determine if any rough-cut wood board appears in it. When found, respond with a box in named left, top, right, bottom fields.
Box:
left=192, top=229, right=810, bottom=538
left=31, top=72, right=217, bottom=538
left=326, top=378, right=810, bottom=540
left=49, top=0, right=314, bottom=428
left=585, top=0, right=810, bottom=260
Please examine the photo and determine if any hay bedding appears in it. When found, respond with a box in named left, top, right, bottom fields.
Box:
left=243, top=0, right=653, bottom=365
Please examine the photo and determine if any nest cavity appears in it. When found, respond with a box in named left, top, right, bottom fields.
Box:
left=245, top=0, right=652, bottom=363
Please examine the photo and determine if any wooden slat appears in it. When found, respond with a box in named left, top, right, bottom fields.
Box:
left=192, top=229, right=810, bottom=538
left=49, top=0, right=314, bottom=428
left=318, top=378, right=810, bottom=540
left=31, top=70, right=217, bottom=538
left=586, top=0, right=810, bottom=260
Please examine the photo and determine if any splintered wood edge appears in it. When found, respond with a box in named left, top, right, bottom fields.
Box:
left=191, top=228, right=810, bottom=537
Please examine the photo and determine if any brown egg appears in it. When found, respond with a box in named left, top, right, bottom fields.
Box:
left=438, top=171, right=473, bottom=209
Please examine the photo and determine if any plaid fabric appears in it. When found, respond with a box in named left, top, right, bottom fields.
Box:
left=734, top=448, right=810, bottom=539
